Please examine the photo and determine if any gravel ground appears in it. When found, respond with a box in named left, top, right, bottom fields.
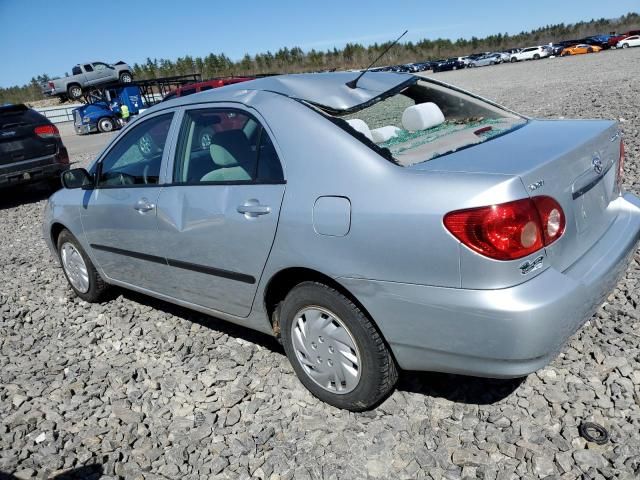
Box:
left=1, top=48, right=640, bottom=480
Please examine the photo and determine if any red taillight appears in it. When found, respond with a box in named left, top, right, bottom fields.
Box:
left=34, top=124, right=60, bottom=139
left=444, top=196, right=565, bottom=261
left=616, top=139, right=625, bottom=193
left=532, top=196, right=565, bottom=245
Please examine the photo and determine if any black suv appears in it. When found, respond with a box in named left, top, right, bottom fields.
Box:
left=0, top=104, right=69, bottom=189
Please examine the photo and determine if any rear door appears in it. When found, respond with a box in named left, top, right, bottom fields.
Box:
left=154, top=106, right=286, bottom=317
left=81, top=112, right=177, bottom=290
left=0, top=106, right=57, bottom=167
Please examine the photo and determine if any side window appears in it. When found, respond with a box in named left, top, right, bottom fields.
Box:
left=174, top=109, right=264, bottom=184
left=98, top=113, right=173, bottom=187
left=256, top=128, right=284, bottom=183
left=84, top=64, right=94, bottom=72
left=72, top=66, right=82, bottom=75
left=93, top=63, right=106, bottom=71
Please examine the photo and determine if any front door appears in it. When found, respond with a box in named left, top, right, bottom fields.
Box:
left=81, top=112, right=175, bottom=290
left=155, top=107, right=286, bottom=317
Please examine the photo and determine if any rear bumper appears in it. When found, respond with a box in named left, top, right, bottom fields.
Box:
left=0, top=155, right=69, bottom=188
left=340, top=193, right=640, bottom=377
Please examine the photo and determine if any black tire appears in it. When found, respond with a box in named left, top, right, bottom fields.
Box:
left=67, top=84, right=82, bottom=99
left=587, top=47, right=593, bottom=53
left=98, top=117, right=115, bottom=133
left=510, top=57, right=517, bottom=63
left=119, top=72, right=133, bottom=82
left=622, top=43, right=629, bottom=49
left=56, top=229, right=110, bottom=302
left=280, top=282, right=398, bottom=411
left=533, top=54, right=540, bottom=60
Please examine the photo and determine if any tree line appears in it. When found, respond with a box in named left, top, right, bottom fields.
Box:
left=2, top=12, right=638, bottom=105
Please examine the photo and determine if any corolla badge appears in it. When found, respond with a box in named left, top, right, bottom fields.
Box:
left=519, top=255, right=544, bottom=275
left=592, top=154, right=603, bottom=175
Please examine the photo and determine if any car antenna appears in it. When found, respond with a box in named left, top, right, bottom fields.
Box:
left=346, top=30, right=408, bottom=89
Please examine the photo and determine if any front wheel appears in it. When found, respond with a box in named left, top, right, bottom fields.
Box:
left=57, top=229, right=109, bottom=302
left=280, top=282, right=398, bottom=411
left=510, top=57, right=517, bottom=63
left=98, top=117, right=115, bottom=133
left=533, top=54, right=540, bottom=60
left=622, top=43, right=629, bottom=49
left=119, top=72, right=133, bottom=82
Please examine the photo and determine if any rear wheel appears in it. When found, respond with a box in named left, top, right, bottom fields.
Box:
left=119, top=72, right=133, bottom=82
left=98, top=117, right=115, bottom=133
left=57, top=229, right=109, bottom=302
left=533, top=53, right=540, bottom=60
left=622, top=43, right=629, bottom=49
left=587, top=47, right=593, bottom=53
left=280, top=282, right=398, bottom=411
left=67, top=84, right=82, bottom=100
left=510, top=57, right=517, bottom=63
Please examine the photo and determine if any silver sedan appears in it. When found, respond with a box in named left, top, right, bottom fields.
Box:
left=43, top=72, right=640, bottom=410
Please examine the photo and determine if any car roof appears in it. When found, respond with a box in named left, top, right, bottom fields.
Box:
left=160, top=72, right=416, bottom=113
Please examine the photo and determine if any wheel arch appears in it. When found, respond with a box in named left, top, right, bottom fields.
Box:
left=50, top=221, right=68, bottom=249
left=263, top=267, right=379, bottom=339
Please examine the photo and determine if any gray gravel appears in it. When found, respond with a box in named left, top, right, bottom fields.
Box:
left=1, top=48, right=640, bottom=479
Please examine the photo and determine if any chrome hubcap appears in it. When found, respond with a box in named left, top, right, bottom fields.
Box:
left=201, top=132, right=212, bottom=149
left=139, top=134, right=152, bottom=155
left=60, top=243, right=89, bottom=293
left=291, top=306, right=361, bottom=394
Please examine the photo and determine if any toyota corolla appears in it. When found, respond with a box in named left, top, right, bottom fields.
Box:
left=43, top=72, right=640, bottom=410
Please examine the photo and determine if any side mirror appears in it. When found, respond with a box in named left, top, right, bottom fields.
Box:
left=61, top=168, right=93, bottom=189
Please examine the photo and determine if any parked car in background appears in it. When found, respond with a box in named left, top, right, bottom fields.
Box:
left=41, top=61, right=133, bottom=100
left=560, top=44, right=603, bottom=56
left=468, top=53, right=502, bottom=67
left=162, top=76, right=255, bottom=101
left=432, top=58, right=466, bottom=72
left=510, top=46, right=550, bottom=62
left=616, top=35, right=640, bottom=48
left=583, top=35, right=615, bottom=49
left=608, top=30, right=640, bottom=48
left=1, top=104, right=69, bottom=189
left=44, top=72, right=639, bottom=411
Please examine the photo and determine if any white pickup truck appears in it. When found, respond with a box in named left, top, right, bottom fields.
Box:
left=42, top=61, right=133, bottom=100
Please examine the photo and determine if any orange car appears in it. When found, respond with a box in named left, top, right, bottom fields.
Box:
left=560, top=44, right=603, bottom=56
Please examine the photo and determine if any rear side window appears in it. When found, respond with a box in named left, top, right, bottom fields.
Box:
left=173, top=108, right=284, bottom=184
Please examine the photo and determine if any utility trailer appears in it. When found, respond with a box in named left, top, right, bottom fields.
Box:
left=71, top=74, right=201, bottom=135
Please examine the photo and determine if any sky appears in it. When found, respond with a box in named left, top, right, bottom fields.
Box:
left=0, top=0, right=637, bottom=87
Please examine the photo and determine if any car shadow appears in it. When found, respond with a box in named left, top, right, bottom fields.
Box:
left=397, top=370, right=525, bottom=405
left=0, top=464, right=103, bottom=480
left=119, top=289, right=284, bottom=355
left=118, top=289, right=524, bottom=405
left=0, top=182, right=58, bottom=210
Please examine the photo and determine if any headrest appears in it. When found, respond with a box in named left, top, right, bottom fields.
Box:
left=346, top=118, right=373, bottom=141
left=209, top=144, right=237, bottom=167
left=371, top=126, right=402, bottom=143
left=401, top=103, right=445, bottom=131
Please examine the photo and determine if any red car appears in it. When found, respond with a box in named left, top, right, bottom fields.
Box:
left=608, top=30, right=640, bottom=48
left=162, top=77, right=255, bottom=101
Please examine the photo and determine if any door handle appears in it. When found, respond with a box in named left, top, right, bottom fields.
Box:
left=134, top=197, right=156, bottom=213
left=237, top=199, right=270, bottom=217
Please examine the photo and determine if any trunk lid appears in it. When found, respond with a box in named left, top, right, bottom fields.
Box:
left=413, top=119, right=622, bottom=272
